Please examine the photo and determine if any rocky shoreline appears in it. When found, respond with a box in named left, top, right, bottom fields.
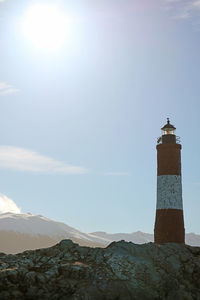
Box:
left=0, top=239, right=199, bottom=299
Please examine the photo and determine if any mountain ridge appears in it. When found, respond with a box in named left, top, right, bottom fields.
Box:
left=90, top=230, right=200, bottom=246
left=0, top=212, right=200, bottom=254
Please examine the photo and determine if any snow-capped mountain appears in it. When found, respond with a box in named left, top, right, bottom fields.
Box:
left=0, top=212, right=107, bottom=243
left=0, top=212, right=109, bottom=253
left=0, top=212, right=200, bottom=254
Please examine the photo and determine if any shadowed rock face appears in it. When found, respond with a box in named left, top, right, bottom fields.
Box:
left=0, top=240, right=199, bottom=300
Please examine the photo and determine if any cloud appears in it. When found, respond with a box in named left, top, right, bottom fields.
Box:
left=0, top=146, right=88, bottom=174
left=165, top=0, right=181, bottom=2
left=192, top=0, right=200, bottom=8
left=0, top=194, right=21, bottom=214
left=105, top=172, right=130, bottom=176
left=165, top=0, right=200, bottom=20
left=0, top=82, right=19, bottom=95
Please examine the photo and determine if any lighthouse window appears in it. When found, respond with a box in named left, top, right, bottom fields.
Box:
left=163, top=129, right=175, bottom=135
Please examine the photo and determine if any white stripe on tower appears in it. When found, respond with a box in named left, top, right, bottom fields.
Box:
left=157, top=175, right=183, bottom=210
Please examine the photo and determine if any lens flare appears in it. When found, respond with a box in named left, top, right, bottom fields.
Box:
left=22, top=4, right=68, bottom=50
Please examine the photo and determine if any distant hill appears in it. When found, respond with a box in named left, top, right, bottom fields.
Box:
left=90, top=231, right=200, bottom=247
left=0, top=212, right=199, bottom=254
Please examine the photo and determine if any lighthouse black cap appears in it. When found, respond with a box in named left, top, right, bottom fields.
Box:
left=161, top=118, right=176, bottom=131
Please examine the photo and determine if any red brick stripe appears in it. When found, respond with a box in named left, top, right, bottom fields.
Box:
left=154, top=209, right=185, bottom=244
left=157, top=144, right=181, bottom=176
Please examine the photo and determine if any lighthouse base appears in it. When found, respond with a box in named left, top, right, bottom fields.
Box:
left=154, top=209, right=185, bottom=244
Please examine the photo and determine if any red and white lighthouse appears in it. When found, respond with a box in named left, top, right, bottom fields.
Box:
left=154, top=118, right=185, bottom=244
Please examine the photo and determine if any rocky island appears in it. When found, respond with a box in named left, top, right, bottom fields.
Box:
left=0, top=239, right=199, bottom=299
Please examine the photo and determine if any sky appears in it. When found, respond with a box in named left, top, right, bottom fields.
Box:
left=0, top=0, right=200, bottom=234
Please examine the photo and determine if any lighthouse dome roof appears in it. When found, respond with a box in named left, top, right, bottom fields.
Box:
left=161, top=118, right=176, bottom=130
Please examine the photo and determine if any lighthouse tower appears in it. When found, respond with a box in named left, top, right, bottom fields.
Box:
left=154, top=118, right=185, bottom=244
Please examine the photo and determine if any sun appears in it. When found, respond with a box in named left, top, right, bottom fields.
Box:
left=22, top=4, right=68, bottom=50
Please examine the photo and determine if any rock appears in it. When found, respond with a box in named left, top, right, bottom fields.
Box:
left=0, top=239, right=199, bottom=299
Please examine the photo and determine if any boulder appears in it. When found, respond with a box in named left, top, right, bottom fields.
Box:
left=0, top=240, right=199, bottom=299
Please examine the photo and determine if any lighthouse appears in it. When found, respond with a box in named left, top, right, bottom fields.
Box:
left=154, top=118, right=185, bottom=244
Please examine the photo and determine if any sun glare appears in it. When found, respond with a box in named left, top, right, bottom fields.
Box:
left=22, top=4, right=68, bottom=50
